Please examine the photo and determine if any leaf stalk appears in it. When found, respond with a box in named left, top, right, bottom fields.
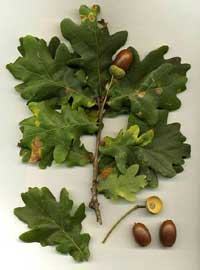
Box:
left=102, top=204, right=146, bottom=243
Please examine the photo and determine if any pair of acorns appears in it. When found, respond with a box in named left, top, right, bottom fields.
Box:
left=133, top=196, right=177, bottom=247
left=133, top=220, right=177, bottom=247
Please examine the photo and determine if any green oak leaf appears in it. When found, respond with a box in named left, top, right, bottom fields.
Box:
left=19, top=101, right=98, bottom=168
left=128, top=109, right=169, bottom=133
left=98, top=164, right=147, bottom=201
left=129, top=123, right=191, bottom=178
left=100, top=122, right=190, bottom=189
left=48, top=36, right=61, bottom=58
left=61, top=4, right=128, bottom=96
left=99, top=125, right=154, bottom=174
left=7, top=35, right=83, bottom=102
left=14, top=187, right=90, bottom=262
left=108, top=46, right=190, bottom=126
left=61, top=92, right=96, bottom=109
left=139, top=166, right=158, bottom=189
left=66, top=141, right=93, bottom=167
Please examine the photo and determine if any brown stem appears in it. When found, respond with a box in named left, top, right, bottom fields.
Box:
left=89, top=119, right=103, bottom=224
left=89, top=76, right=114, bottom=224
left=102, top=204, right=146, bottom=243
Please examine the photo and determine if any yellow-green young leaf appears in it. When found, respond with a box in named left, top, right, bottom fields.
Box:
left=14, top=187, right=90, bottom=262
left=98, top=164, right=147, bottom=201
left=100, top=125, right=154, bottom=174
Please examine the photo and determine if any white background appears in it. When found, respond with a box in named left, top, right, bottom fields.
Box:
left=1, top=0, right=200, bottom=269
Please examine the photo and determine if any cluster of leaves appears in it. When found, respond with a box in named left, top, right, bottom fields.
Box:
left=8, top=4, right=191, bottom=261
left=99, top=118, right=190, bottom=192
left=8, top=3, right=191, bottom=200
left=14, top=187, right=90, bottom=262
left=7, top=5, right=128, bottom=169
left=8, top=4, right=191, bottom=200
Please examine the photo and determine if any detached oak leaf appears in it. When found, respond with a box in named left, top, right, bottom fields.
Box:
left=98, top=164, right=147, bottom=201
left=19, top=101, right=98, bottom=168
left=7, top=35, right=83, bottom=102
left=61, top=5, right=128, bottom=96
left=14, top=187, right=90, bottom=262
left=108, top=46, right=190, bottom=126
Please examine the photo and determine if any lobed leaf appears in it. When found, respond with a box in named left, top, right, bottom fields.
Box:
left=98, top=164, right=147, bottom=201
left=99, top=122, right=191, bottom=188
left=108, top=46, right=190, bottom=127
left=61, top=5, right=128, bottom=96
left=19, top=101, right=98, bottom=168
left=99, top=125, right=154, bottom=174
left=14, top=187, right=90, bottom=262
left=7, top=36, right=83, bottom=102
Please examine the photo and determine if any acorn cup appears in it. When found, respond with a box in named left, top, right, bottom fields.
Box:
left=109, top=65, right=126, bottom=79
left=146, top=196, right=163, bottom=214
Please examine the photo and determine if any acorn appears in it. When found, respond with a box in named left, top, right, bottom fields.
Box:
left=113, top=49, right=133, bottom=71
left=159, top=220, right=177, bottom=247
left=132, top=223, right=151, bottom=247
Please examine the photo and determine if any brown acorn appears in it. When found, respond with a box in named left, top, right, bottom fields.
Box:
left=159, top=220, right=177, bottom=247
left=113, top=49, right=133, bottom=71
left=132, top=223, right=151, bottom=247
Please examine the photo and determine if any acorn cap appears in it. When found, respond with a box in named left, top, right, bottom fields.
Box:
left=109, top=65, right=126, bottom=79
left=146, top=196, right=163, bottom=214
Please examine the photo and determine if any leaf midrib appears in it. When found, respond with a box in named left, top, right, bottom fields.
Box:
left=23, top=122, right=96, bottom=140
left=93, top=23, right=102, bottom=96
left=62, top=229, right=85, bottom=258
